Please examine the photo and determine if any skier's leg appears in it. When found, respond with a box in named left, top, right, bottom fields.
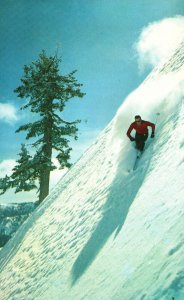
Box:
left=135, top=133, right=143, bottom=151
left=138, top=140, right=144, bottom=151
left=141, top=134, right=148, bottom=151
left=135, top=133, right=148, bottom=151
left=143, top=133, right=148, bottom=142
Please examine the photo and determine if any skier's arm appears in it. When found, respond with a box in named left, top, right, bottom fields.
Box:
left=127, top=124, right=135, bottom=140
left=146, top=121, right=155, bottom=134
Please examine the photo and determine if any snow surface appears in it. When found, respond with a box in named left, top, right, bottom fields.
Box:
left=0, top=42, right=184, bottom=300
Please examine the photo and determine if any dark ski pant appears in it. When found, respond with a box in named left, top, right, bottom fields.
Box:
left=135, top=133, right=148, bottom=151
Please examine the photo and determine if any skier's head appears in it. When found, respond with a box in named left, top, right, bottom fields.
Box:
left=135, top=115, right=142, bottom=123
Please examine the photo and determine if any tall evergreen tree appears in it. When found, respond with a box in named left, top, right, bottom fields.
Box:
left=0, top=51, right=85, bottom=202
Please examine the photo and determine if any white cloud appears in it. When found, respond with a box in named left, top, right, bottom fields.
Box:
left=135, top=16, right=184, bottom=72
left=0, top=103, right=18, bottom=123
left=0, top=159, right=16, bottom=177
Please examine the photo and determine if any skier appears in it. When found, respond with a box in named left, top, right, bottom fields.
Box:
left=127, top=115, right=155, bottom=151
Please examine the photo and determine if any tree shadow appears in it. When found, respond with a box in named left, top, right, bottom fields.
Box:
left=71, top=143, right=153, bottom=285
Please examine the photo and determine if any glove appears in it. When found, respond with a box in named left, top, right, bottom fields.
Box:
left=151, top=132, right=155, bottom=138
left=129, top=136, right=135, bottom=142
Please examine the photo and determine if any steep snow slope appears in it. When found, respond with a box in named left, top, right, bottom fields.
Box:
left=0, top=42, right=184, bottom=300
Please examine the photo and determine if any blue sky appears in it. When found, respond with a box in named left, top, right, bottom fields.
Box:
left=0, top=0, right=183, bottom=202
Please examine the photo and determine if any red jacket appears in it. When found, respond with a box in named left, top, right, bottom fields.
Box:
left=127, top=120, right=155, bottom=138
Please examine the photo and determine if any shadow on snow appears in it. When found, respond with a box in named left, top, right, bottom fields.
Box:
left=71, top=143, right=153, bottom=286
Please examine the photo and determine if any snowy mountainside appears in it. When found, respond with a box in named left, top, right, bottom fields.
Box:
left=0, top=42, right=184, bottom=300
left=0, top=202, right=38, bottom=248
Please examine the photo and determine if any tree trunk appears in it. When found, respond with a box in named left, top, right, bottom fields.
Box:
left=39, top=138, right=52, bottom=203
left=39, top=107, right=53, bottom=203
left=39, top=168, right=51, bottom=203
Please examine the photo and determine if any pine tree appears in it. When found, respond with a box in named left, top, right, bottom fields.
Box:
left=0, top=144, right=37, bottom=194
left=0, top=51, right=85, bottom=202
left=0, top=144, right=36, bottom=195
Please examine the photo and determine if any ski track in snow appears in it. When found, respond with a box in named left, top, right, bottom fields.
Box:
left=0, top=42, right=184, bottom=300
